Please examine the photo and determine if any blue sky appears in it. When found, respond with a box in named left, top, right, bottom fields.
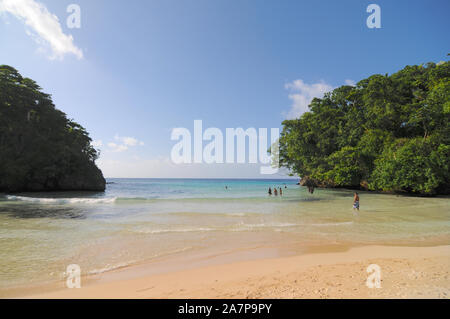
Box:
left=0, top=0, right=448, bottom=178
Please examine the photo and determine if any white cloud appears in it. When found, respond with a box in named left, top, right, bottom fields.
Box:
left=345, top=79, right=356, bottom=86
left=97, top=157, right=294, bottom=179
left=103, top=135, right=145, bottom=153
left=122, top=137, right=138, bottom=146
left=284, top=79, right=334, bottom=119
left=91, top=140, right=103, bottom=148
left=107, top=142, right=128, bottom=153
left=0, top=0, right=83, bottom=59
left=114, top=135, right=144, bottom=147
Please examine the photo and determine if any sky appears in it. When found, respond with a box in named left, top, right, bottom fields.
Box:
left=0, top=0, right=449, bottom=178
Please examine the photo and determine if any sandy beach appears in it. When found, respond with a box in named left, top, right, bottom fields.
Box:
left=1, top=182, right=449, bottom=299
left=2, top=0, right=449, bottom=305
left=15, top=245, right=449, bottom=299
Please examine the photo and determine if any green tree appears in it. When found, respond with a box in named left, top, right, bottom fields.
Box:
left=279, top=61, right=450, bottom=195
left=0, top=65, right=105, bottom=192
left=369, top=137, right=449, bottom=194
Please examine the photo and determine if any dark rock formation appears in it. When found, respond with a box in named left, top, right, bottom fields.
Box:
left=0, top=65, right=105, bottom=193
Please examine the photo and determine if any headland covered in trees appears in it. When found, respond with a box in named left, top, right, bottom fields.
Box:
left=0, top=65, right=105, bottom=192
left=279, top=61, right=449, bottom=195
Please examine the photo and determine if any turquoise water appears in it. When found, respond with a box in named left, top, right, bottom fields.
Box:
left=0, top=178, right=449, bottom=290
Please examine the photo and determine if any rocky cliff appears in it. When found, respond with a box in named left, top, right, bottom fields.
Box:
left=0, top=65, right=105, bottom=192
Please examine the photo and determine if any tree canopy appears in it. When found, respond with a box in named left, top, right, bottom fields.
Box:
left=0, top=65, right=105, bottom=192
left=279, top=61, right=449, bottom=195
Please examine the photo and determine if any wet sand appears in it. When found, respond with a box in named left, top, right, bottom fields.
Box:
left=17, top=245, right=450, bottom=299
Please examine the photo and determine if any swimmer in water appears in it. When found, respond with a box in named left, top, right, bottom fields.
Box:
left=353, top=192, right=360, bottom=211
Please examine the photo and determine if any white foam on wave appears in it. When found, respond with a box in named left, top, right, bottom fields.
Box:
left=231, top=221, right=353, bottom=231
left=231, top=222, right=299, bottom=231
left=310, top=221, right=354, bottom=226
left=226, top=213, right=246, bottom=217
left=6, top=195, right=117, bottom=205
left=87, top=247, right=193, bottom=275
left=87, top=261, right=134, bottom=275
left=134, top=227, right=215, bottom=234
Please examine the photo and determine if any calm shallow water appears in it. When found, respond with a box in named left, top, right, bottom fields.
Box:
left=0, top=178, right=449, bottom=289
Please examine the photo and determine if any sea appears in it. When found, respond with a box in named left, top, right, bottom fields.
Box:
left=0, top=178, right=449, bottom=290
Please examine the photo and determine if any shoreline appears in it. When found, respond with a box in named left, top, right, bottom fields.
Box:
left=8, top=244, right=450, bottom=299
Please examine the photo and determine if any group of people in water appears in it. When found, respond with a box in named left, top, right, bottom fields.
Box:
left=268, top=184, right=314, bottom=197
left=267, top=185, right=360, bottom=211
left=268, top=185, right=287, bottom=196
left=227, top=183, right=359, bottom=210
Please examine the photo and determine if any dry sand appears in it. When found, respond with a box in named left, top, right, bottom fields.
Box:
left=19, top=245, right=450, bottom=299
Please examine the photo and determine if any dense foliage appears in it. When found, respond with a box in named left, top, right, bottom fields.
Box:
left=0, top=65, right=105, bottom=192
left=279, top=62, right=449, bottom=195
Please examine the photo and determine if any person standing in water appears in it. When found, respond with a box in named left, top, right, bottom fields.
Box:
left=353, top=192, right=360, bottom=211
left=279, top=187, right=282, bottom=196
left=268, top=187, right=272, bottom=195
left=274, top=188, right=278, bottom=196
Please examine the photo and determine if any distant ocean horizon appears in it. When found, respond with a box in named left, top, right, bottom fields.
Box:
left=1, top=178, right=449, bottom=291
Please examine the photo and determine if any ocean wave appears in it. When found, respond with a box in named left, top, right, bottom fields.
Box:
left=87, top=261, right=135, bottom=275
left=226, top=212, right=247, bottom=217
left=87, top=247, right=193, bottom=275
left=131, top=222, right=353, bottom=235
left=231, top=221, right=353, bottom=231
left=133, top=227, right=215, bottom=234
left=162, top=211, right=252, bottom=218
left=6, top=195, right=117, bottom=205
left=310, top=221, right=354, bottom=226
left=231, top=222, right=299, bottom=231
left=115, top=197, right=158, bottom=202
